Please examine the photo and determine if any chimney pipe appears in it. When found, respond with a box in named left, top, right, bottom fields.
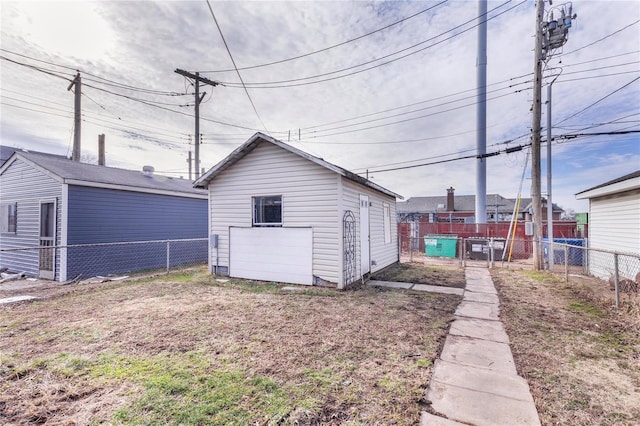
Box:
left=98, top=134, right=105, bottom=166
left=446, top=187, right=455, bottom=211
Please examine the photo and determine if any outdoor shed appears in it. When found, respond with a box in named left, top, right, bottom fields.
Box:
left=194, top=133, right=402, bottom=289
left=0, top=151, right=208, bottom=281
left=575, top=170, right=640, bottom=280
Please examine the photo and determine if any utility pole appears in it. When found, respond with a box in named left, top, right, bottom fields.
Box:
left=187, top=150, right=192, bottom=181
left=546, top=82, right=554, bottom=270
left=67, top=72, right=81, bottom=161
left=532, top=1, right=576, bottom=270
left=476, top=0, right=488, bottom=228
left=174, top=69, right=219, bottom=179
left=531, top=0, right=545, bottom=270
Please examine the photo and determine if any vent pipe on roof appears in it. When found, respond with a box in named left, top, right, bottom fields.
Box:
left=446, top=187, right=455, bottom=211
left=98, top=134, right=105, bottom=166
left=142, top=165, right=154, bottom=177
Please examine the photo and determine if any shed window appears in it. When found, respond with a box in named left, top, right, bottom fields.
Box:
left=253, top=196, right=282, bottom=226
left=1, top=203, right=17, bottom=234
left=383, top=203, right=391, bottom=244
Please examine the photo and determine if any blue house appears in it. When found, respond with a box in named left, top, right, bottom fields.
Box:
left=0, top=150, right=208, bottom=281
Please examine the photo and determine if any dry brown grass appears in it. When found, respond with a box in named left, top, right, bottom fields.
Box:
left=0, top=266, right=463, bottom=425
left=493, top=269, right=640, bottom=426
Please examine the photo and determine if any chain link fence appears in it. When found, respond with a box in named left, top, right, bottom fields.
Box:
left=399, top=234, right=639, bottom=309
left=1, top=238, right=208, bottom=282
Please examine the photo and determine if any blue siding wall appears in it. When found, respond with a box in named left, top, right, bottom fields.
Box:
left=66, top=186, right=207, bottom=278
left=68, top=186, right=206, bottom=243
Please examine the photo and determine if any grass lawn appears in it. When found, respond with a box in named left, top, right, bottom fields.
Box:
left=493, top=269, right=640, bottom=425
left=0, top=266, right=463, bottom=425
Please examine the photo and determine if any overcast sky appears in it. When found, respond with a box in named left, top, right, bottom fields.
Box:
left=1, top=0, right=639, bottom=213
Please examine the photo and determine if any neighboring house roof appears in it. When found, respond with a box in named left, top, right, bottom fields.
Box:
left=0, top=151, right=207, bottom=199
left=194, top=132, right=403, bottom=199
left=396, top=194, right=548, bottom=213
left=575, top=170, right=640, bottom=200
left=397, top=194, right=563, bottom=214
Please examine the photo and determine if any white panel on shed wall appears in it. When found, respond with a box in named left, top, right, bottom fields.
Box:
left=229, top=227, right=312, bottom=285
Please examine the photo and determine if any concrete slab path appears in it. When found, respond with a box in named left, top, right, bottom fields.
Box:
left=423, top=267, right=540, bottom=426
left=367, top=280, right=464, bottom=296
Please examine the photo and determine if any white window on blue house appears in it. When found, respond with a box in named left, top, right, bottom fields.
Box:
left=253, top=195, right=282, bottom=227
left=1, top=203, right=17, bottom=234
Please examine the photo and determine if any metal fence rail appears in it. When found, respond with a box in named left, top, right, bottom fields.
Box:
left=400, top=234, right=639, bottom=309
left=0, top=238, right=208, bottom=281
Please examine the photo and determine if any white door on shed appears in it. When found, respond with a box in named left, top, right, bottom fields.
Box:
left=359, top=195, right=370, bottom=274
left=229, top=227, right=313, bottom=285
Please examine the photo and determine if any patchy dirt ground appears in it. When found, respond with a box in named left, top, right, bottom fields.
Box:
left=493, top=269, right=640, bottom=426
left=0, top=266, right=463, bottom=425
left=372, top=262, right=466, bottom=288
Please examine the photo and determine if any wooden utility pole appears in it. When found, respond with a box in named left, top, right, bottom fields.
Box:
left=174, top=69, right=219, bottom=179
left=187, top=150, right=192, bottom=181
left=67, top=72, right=82, bottom=161
left=531, top=0, right=545, bottom=270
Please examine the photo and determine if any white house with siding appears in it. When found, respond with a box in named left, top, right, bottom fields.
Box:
left=194, top=133, right=402, bottom=289
left=575, top=170, right=640, bottom=280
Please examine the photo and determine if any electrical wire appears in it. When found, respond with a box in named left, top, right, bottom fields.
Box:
left=561, top=19, right=640, bottom=57
left=554, top=76, right=640, bottom=125
left=0, top=48, right=191, bottom=96
left=216, top=0, right=527, bottom=89
left=199, top=1, right=449, bottom=73
left=205, top=0, right=270, bottom=134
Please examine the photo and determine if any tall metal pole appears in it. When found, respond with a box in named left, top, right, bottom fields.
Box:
left=531, top=0, right=545, bottom=270
left=67, top=73, right=82, bottom=161
left=194, top=72, right=200, bottom=179
left=546, top=82, right=554, bottom=270
left=475, top=0, right=488, bottom=227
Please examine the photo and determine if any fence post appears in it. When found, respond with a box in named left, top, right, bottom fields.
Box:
left=166, top=240, right=170, bottom=274
left=613, top=253, right=620, bottom=309
left=564, top=244, right=569, bottom=282
left=489, top=237, right=494, bottom=268
left=410, top=235, right=413, bottom=263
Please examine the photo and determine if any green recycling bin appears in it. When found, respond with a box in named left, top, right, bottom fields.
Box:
left=424, top=235, right=458, bottom=258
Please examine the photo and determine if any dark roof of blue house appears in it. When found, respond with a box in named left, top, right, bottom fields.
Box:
left=1, top=150, right=207, bottom=198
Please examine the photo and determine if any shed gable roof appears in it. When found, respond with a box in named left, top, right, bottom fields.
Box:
left=194, top=132, right=402, bottom=199
left=0, top=151, right=207, bottom=198
left=575, top=170, right=640, bottom=200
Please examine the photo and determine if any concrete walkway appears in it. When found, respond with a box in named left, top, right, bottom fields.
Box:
left=367, top=280, right=464, bottom=296
left=422, top=267, right=540, bottom=426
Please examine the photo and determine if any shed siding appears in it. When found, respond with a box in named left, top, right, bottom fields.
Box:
left=340, top=177, right=398, bottom=281
left=0, top=158, right=62, bottom=279
left=208, top=142, right=340, bottom=283
left=588, top=189, right=640, bottom=280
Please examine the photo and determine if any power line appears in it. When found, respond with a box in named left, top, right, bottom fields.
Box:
left=299, top=89, right=528, bottom=139
left=0, top=48, right=190, bottom=96
left=561, top=19, right=640, bottom=56
left=554, top=76, right=640, bottom=125
left=300, top=76, right=532, bottom=133
left=205, top=0, right=270, bottom=134
left=200, top=1, right=449, bottom=73
left=216, top=0, right=526, bottom=89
